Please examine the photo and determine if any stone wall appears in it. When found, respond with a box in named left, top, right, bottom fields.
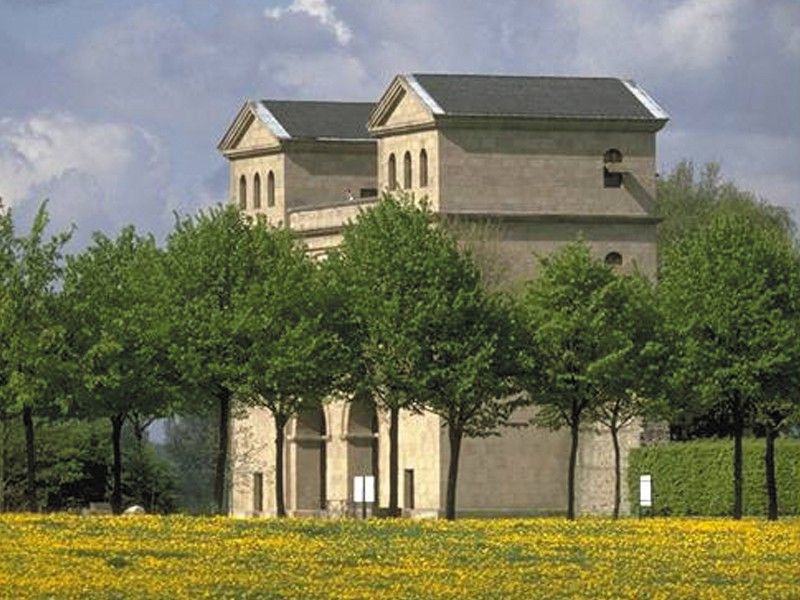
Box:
left=438, top=126, right=656, bottom=217
left=376, top=130, right=440, bottom=209
left=442, top=407, right=571, bottom=517
left=230, top=406, right=276, bottom=517
left=230, top=153, right=286, bottom=224
left=284, top=144, right=376, bottom=211
left=227, top=90, right=661, bottom=519
left=575, top=420, right=642, bottom=515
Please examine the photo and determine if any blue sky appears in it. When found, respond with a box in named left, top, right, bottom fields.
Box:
left=1, top=0, right=798, bottom=247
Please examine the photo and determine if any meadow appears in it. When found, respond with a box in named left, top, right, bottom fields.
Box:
left=0, top=514, right=797, bottom=599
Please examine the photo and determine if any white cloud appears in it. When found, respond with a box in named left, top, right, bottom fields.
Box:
left=0, top=113, right=141, bottom=205
left=658, top=0, right=738, bottom=69
left=558, top=0, right=739, bottom=75
left=0, top=112, right=173, bottom=245
left=265, top=0, right=352, bottom=46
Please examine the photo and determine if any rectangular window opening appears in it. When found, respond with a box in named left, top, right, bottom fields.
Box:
left=603, top=168, right=623, bottom=188
left=253, top=472, right=264, bottom=513
left=404, top=469, right=415, bottom=510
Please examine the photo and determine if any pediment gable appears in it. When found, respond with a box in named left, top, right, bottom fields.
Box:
left=218, top=102, right=283, bottom=156
left=368, top=76, right=437, bottom=134
left=235, top=116, right=280, bottom=151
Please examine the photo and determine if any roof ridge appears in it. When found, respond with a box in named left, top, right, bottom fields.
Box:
left=260, top=99, right=374, bottom=106
left=410, top=73, right=623, bottom=81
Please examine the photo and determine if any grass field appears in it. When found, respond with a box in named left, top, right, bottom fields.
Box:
left=0, top=514, right=798, bottom=599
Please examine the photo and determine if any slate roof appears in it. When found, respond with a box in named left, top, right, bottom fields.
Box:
left=409, top=74, right=666, bottom=120
left=259, top=100, right=374, bottom=140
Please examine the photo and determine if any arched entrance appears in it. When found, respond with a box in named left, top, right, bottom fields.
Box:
left=293, top=408, right=327, bottom=513
left=347, top=400, right=379, bottom=508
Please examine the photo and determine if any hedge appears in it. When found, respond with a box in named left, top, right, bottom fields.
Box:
left=627, top=438, right=800, bottom=516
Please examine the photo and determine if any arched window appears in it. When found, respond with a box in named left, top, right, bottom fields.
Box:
left=347, top=399, right=379, bottom=505
left=267, top=171, right=275, bottom=207
left=603, top=148, right=623, bottom=188
left=388, top=154, right=396, bottom=190
left=419, top=149, right=428, bottom=187
left=239, top=175, right=247, bottom=209
left=253, top=173, right=261, bottom=209
left=605, top=251, right=623, bottom=266
left=403, top=151, right=412, bottom=189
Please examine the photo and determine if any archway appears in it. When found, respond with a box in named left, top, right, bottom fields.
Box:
left=293, top=408, right=327, bottom=512
left=347, top=400, right=379, bottom=507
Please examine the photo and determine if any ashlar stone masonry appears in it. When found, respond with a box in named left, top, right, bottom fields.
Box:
left=218, top=73, right=668, bottom=518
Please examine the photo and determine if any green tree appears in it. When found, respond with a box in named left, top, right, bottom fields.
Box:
left=519, top=241, right=632, bottom=520
left=329, top=196, right=526, bottom=519
left=325, top=194, right=452, bottom=515
left=120, top=424, right=178, bottom=514
left=0, top=201, right=13, bottom=510
left=659, top=213, right=800, bottom=519
left=588, top=273, right=664, bottom=518
left=413, top=270, right=525, bottom=520
left=63, top=227, right=177, bottom=514
left=0, top=419, right=108, bottom=511
left=0, top=202, right=72, bottom=512
left=657, top=160, right=794, bottom=257
left=164, top=204, right=252, bottom=513
left=237, top=219, right=343, bottom=517
left=758, top=396, right=800, bottom=520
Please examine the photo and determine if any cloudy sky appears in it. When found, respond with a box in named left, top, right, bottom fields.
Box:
left=1, top=0, right=798, bottom=247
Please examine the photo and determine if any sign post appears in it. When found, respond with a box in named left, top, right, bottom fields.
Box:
left=353, top=475, right=376, bottom=519
left=639, top=474, right=652, bottom=517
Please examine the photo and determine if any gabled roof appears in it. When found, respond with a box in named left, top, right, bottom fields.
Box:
left=218, top=100, right=375, bottom=154
left=259, top=100, right=374, bottom=140
left=373, top=74, right=668, bottom=125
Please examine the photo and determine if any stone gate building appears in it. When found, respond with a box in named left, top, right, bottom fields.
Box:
left=218, top=73, right=669, bottom=518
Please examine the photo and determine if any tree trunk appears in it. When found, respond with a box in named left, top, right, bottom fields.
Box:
left=274, top=412, right=287, bottom=517
left=445, top=426, right=463, bottom=521
left=765, top=424, right=778, bottom=521
left=567, top=418, right=580, bottom=520
left=110, top=414, right=125, bottom=515
left=388, top=405, right=400, bottom=516
left=214, top=388, right=231, bottom=514
left=131, top=415, right=152, bottom=454
left=22, top=406, right=37, bottom=513
left=732, top=403, right=744, bottom=520
left=611, top=424, right=621, bottom=519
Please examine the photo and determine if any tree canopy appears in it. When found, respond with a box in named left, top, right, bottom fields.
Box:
left=236, top=218, right=344, bottom=516
left=0, top=202, right=72, bottom=511
left=659, top=212, right=800, bottom=519
left=163, top=204, right=253, bottom=513
left=519, top=241, right=661, bottom=519
left=63, top=226, right=178, bottom=513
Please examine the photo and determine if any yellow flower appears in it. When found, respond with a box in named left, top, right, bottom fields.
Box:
left=0, top=514, right=797, bottom=599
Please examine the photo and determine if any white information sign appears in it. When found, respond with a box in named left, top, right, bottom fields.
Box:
left=640, top=474, right=653, bottom=507
left=364, top=476, right=375, bottom=503
left=353, top=476, right=376, bottom=503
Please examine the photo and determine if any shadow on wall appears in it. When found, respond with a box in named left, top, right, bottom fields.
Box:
left=623, top=174, right=656, bottom=214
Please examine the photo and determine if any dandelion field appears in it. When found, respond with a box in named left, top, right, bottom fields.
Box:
left=0, top=515, right=798, bottom=599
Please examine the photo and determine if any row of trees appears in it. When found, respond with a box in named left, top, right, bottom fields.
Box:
left=1, top=161, right=798, bottom=520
